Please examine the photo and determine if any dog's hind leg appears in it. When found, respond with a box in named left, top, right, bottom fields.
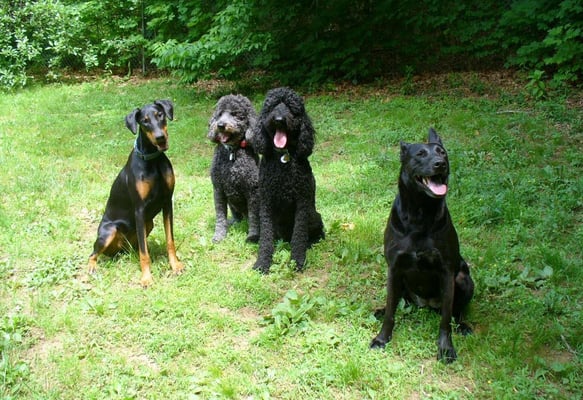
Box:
left=87, top=222, right=125, bottom=274
left=453, top=259, right=474, bottom=335
left=308, top=210, right=325, bottom=245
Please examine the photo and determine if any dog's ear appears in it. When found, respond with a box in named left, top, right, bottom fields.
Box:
left=155, top=100, right=174, bottom=120
left=296, top=115, right=315, bottom=158
left=125, top=108, right=140, bottom=135
left=400, top=141, right=410, bottom=162
left=428, top=128, right=442, bottom=145
left=207, top=118, right=219, bottom=142
left=244, top=112, right=258, bottom=143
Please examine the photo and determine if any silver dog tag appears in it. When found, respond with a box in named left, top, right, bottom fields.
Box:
left=229, top=153, right=235, bottom=161
left=280, top=153, right=290, bottom=163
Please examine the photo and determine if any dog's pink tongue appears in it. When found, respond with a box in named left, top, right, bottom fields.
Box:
left=274, top=130, right=287, bottom=148
left=428, top=181, right=447, bottom=196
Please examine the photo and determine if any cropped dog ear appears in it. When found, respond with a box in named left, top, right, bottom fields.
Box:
left=155, top=100, right=174, bottom=120
left=125, top=108, right=140, bottom=135
left=428, top=128, right=442, bottom=145
left=400, top=141, right=410, bottom=162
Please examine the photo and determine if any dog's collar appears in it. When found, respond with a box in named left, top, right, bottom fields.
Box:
left=134, top=138, right=162, bottom=161
left=222, top=140, right=247, bottom=161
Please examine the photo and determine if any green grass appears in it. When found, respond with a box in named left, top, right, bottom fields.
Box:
left=1, top=75, right=582, bottom=399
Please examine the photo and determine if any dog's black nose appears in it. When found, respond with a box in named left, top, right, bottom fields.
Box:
left=217, top=122, right=226, bottom=130
left=155, top=135, right=166, bottom=144
left=434, top=160, right=446, bottom=169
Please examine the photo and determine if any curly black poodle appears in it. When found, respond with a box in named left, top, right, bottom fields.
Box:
left=208, top=94, right=260, bottom=243
left=251, top=87, right=325, bottom=273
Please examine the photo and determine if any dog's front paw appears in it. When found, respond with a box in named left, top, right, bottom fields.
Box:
left=437, top=331, right=457, bottom=363
left=370, top=335, right=389, bottom=349
left=212, top=233, right=226, bottom=243
left=87, top=258, right=98, bottom=275
left=437, top=345, right=457, bottom=364
left=252, top=262, right=270, bottom=274
left=171, top=260, right=185, bottom=275
left=140, top=272, right=154, bottom=288
left=246, top=234, right=259, bottom=243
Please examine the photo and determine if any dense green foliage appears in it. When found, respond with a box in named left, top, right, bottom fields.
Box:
left=1, top=0, right=582, bottom=88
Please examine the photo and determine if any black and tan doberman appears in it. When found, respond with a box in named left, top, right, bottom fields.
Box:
left=87, top=100, right=184, bottom=287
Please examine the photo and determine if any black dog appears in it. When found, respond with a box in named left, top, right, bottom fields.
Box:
left=251, top=87, right=325, bottom=273
left=371, top=128, right=474, bottom=363
left=208, top=94, right=260, bottom=243
left=87, top=100, right=184, bottom=287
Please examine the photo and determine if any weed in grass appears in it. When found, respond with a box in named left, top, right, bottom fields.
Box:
left=1, top=315, right=30, bottom=398
left=261, top=290, right=324, bottom=337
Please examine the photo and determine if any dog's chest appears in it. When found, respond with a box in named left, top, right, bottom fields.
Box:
left=213, top=152, right=257, bottom=192
left=399, top=250, right=446, bottom=306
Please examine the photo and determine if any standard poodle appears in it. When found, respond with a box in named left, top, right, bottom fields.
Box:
left=208, top=94, right=260, bottom=243
left=251, top=87, right=325, bottom=273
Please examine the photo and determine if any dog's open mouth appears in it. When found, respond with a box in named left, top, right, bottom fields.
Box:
left=218, top=132, right=231, bottom=144
left=417, top=175, right=448, bottom=197
left=274, top=129, right=287, bottom=149
left=157, top=142, right=168, bottom=152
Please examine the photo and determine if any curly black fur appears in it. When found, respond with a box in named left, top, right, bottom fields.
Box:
left=208, top=94, right=260, bottom=243
left=251, top=87, right=325, bottom=273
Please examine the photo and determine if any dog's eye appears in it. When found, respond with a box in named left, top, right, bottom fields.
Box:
left=417, top=149, right=428, bottom=157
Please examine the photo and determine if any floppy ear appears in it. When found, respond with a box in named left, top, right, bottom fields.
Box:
left=155, top=100, right=174, bottom=120
left=428, top=127, right=442, bottom=145
left=207, top=118, right=219, bottom=142
left=125, top=108, right=140, bottom=135
left=207, top=105, right=220, bottom=142
left=244, top=112, right=257, bottom=143
left=296, top=115, right=315, bottom=158
left=251, top=120, right=269, bottom=155
left=400, top=141, right=410, bottom=162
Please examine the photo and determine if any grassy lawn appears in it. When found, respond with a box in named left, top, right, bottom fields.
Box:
left=0, top=75, right=581, bottom=399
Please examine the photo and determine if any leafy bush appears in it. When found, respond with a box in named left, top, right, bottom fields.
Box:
left=151, top=0, right=273, bottom=81
left=74, top=0, right=148, bottom=73
left=0, top=0, right=148, bottom=90
left=2, top=0, right=582, bottom=88
left=501, top=0, right=583, bottom=85
left=0, top=0, right=88, bottom=88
